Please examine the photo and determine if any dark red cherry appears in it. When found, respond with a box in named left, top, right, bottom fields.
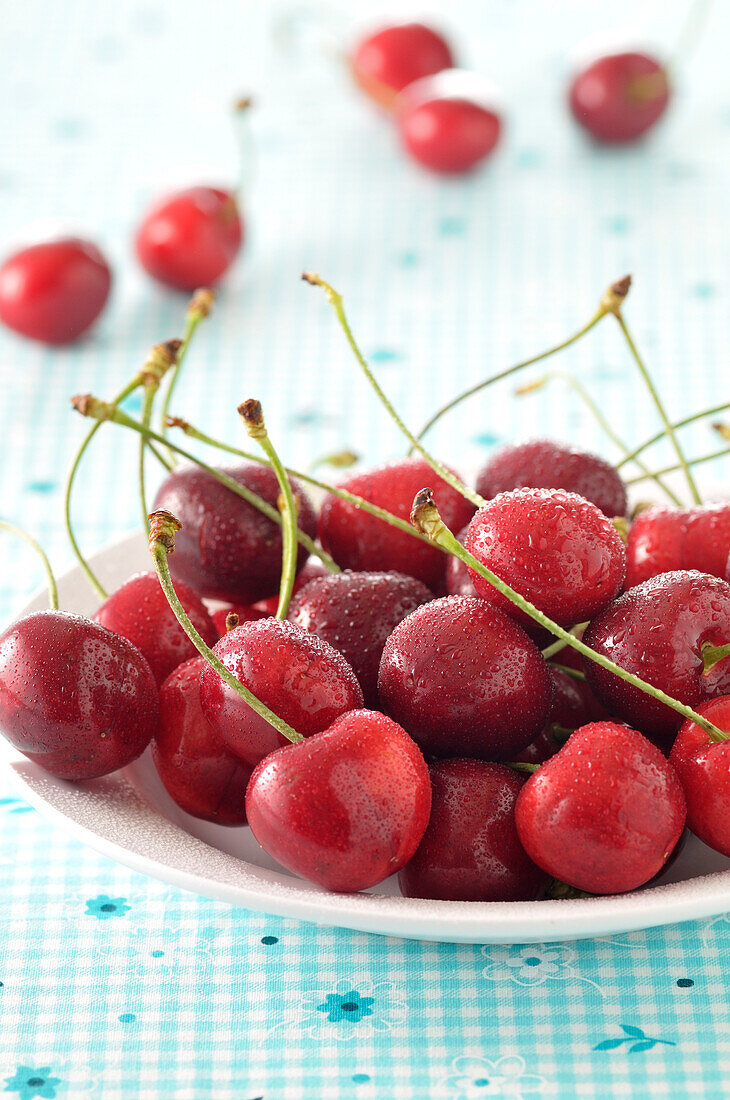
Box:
left=246, top=709, right=431, bottom=892
left=378, top=595, right=552, bottom=759
left=153, top=463, right=317, bottom=604
left=135, top=186, right=242, bottom=291
left=287, top=570, right=433, bottom=707
left=350, top=22, right=454, bottom=109
left=515, top=667, right=610, bottom=764
left=152, top=657, right=252, bottom=825
left=210, top=603, right=266, bottom=637
left=569, top=52, right=669, bottom=143
left=253, top=560, right=329, bottom=617
left=0, top=610, right=157, bottom=780
left=0, top=238, right=111, bottom=345
left=476, top=439, right=627, bottom=518
left=445, top=527, right=479, bottom=598
left=583, top=571, right=730, bottom=742
left=199, top=618, right=363, bottom=766
left=670, top=696, right=730, bottom=857
left=626, top=504, right=730, bottom=588
left=95, top=571, right=218, bottom=686
left=319, top=458, right=474, bottom=591
left=397, top=77, right=502, bottom=174
left=465, top=487, right=626, bottom=628
left=399, top=759, right=549, bottom=901
left=516, top=721, right=686, bottom=894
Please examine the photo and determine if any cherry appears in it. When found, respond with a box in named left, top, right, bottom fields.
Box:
left=198, top=618, right=363, bottom=766
left=626, top=504, right=730, bottom=588
left=0, top=238, right=111, bottom=345
left=378, top=595, right=553, bottom=760
left=253, top=559, right=329, bottom=617
left=210, top=603, right=266, bottom=637
left=397, top=73, right=502, bottom=174
left=152, top=657, right=252, bottom=826
left=670, top=696, right=730, bottom=857
left=516, top=721, right=686, bottom=894
left=135, top=187, right=242, bottom=291
left=445, top=527, right=478, bottom=598
left=583, top=571, right=730, bottom=742
left=465, top=488, right=626, bottom=628
left=475, top=439, right=627, bottom=518
left=399, top=759, right=550, bottom=902
left=152, top=463, right=317, bottom=603
left=95, top=571, right=218, bottom=686
left=568, top=52, right=669, bottom=144
left=319, top=458, right=474, bottom=591
left=515, top=667, right=610, bottom=765
left=246, top=709, right=431, bottom=892
left=287, top=570, right=434, bottom=707
left=350, top=22, right=454, bottom=110
left=0, top=610, right=158, bottom=780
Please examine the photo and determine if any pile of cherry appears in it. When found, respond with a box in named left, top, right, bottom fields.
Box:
left=2, top=272, right=730, bottom=906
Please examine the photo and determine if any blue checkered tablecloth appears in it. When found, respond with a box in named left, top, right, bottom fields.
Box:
left=2, top=0, right=730, bottom=1096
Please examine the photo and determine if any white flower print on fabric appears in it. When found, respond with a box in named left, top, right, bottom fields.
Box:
left=440, top=1055, right=546, bottom=1098
left=482, top=943, right=601, bottom=994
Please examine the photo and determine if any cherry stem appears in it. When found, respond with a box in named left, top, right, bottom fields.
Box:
left=302, top=272, right=484, bottom=509
left=159, top=289, right=215, bottom=466
left=550, top=724, right=574, bottom=744
left=309, top=449, right=359, bottom=472
left=701, top=641, right=730, bottom=675
left=611, top=304, right=702, bottom=505
left=548, top=880, right=592, bottom=900
left=233, top=97, right=255, bottom=206
left=542, top=623, right=588, bottom=660
left=136, top=341, right=183, bottom=536
left=518, top=371, right=682, bottom=506
left=549, top=663, right=586, bottom=682
left=239, top=399, right=298, bottom=620
left=411, top=487, right=729, bottom=742
left=506, top=762, right=539, bottom=774
left=0, top=521, right=59, bottom=610
left=225, top=611, right=239, bottom=632
left=625, top=447, right=730, bottom=486
left=616, top=402, right=730, bottom=469
left=70, top=396, right=340, bottom=573
left=148, top=510, right=303, bottom=744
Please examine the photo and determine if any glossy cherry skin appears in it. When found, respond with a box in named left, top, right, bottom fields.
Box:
left=515, top=667, right=610, bottom=765
left=319, top=458, right=474, bottom=591
left=0, top=238, right=111, bottom=345
left=210, top=603, right=266, bottom=637
left=135, top=186, right=242, bottom=291
left=378, top=595, right=553, bottom=760
left=670, top=696, right=730, bottom=857
left=399, top=759, right=549, bottom=902
left=246, top=710, right=431, bottom=892
left=199, top=618, right=363, bottom=766
left=253, top=560, right=329, bottom=617
left=398, top=94, right=501, bottom=174
left=568, top=52, right=669, bottom=144
left=288, top=571, right=433, bottom=707
left=95, top=571, right=217, bottom=686
left=516, top=722, right=686, bottom=894
left=0, top=610, right=158, bottom=780
left=465, top=487, right=626, bottom=628
left=350, top=23, right=454, bottom=109
left=626, top=504, right=730, bottom=588
left=476, top=439, right=627, bottom=518
left=152, top=657, right=252, bottom=826
left=584, top=571, right=730, bottom=742
left=445, top=527, right=479, bottom=598
left=153, top=463, right=317, bottom=604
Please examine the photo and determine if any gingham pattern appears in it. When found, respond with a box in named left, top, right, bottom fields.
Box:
left=2, top=0, right=730, bottom=1096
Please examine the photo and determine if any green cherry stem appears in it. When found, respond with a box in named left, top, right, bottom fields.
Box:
left=159, top=289, right=215, bottom=465
left=625, top=447, right=730, bottom=485
left=70, top=395, right=339, bottom=573
left=137, top=340, right=181, bottom=534
left=549, top=663, right=587, bottom=682
left=0, top=521, right=59, bottom=610
left=541, top=623, right=589, bottom=660
left=411, top=487, right=729, bottom=742
left=506, top=762, right=540, bottom=774
left=702, top=641, right=730, bottom=675
left=148, top=510, right=303, bottom=744
left=616, top=402, right=730, bottom=470
left=239, top=399, right=298, bottom=620
left=302, top=271, right=484, bottom=509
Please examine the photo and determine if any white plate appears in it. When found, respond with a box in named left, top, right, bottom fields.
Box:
left=4, top=532, right=730, bottom=943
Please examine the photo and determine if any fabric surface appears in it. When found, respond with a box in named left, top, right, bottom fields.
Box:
left=1, top=0, right=730, bottom=1096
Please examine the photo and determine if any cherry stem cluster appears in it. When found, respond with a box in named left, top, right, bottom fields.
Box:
left=159, top=289, right=215, bottom=466
left=0, top=521, right=59, bottom=611
left=616, top=402, right=730, bottom=470
left=625, top=446, right=730, bottom=486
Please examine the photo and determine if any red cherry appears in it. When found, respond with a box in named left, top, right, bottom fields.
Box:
left=516, top=721, right=686, bottom=894
left=397, top=76, right=502, bottom=174
left=211, top=603, right=266, bottom=637
left=399, top=759, right=550, bottom=901
left=670, top=696, right=730, bottom=857
left=350, top=23, right=454, bottom=109
left=319, top=458, right=475, bottom=591
left=199, top=618, right=363, bottom=766
left=152, top=657, right=252, bottom=826
left=0, top=238, right=111, bottom=345
left=135, top=187, right=242, bottom=291
left=515, top=667, right=610, bottom=765
left=152, top=463, right=317, bottom=603
left=476, top=439, right=627, bottom=518
left=246, top=709, right=431, bottom=892
left=253, top=560, right=329, bottom=617
left=0, top=610, right=157, bottom=780
left=465, top=487, right=626, bottom=628
left=445, top=527, right=479, bottom=598
left=287, top=570, right=434, bottom=707
left=569, top=52, right=669, bottom=144
left=583, top=571, right=730, bottom=742
left=378, top=595, right=553, bottom=759
left=626, top=504, right=730, bottom=588
left=95, top=571, right=218, bottom=687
